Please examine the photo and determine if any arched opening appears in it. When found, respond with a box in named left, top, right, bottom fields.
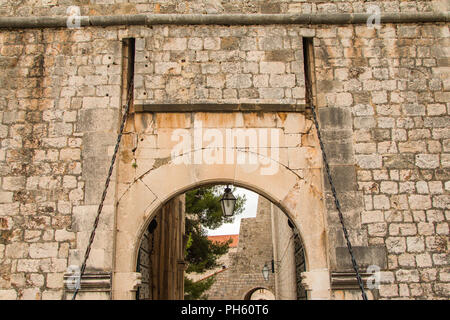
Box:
left=112, top=145, right=330, bottom=300
left=244, top=287, right=276, bottom=300
left=133, top=183, right=308, bottom=300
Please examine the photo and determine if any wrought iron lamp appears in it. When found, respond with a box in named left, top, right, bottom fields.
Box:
left=262, top=263, right=270, bottom=281
left=220, top=185, right=237, bottom=217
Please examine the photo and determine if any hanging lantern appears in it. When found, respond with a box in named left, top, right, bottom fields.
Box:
left=262, top=263, right=270, bottom=281
left=220, top=186, right=236, bottom=217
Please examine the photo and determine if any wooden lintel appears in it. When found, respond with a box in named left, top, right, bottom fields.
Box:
left=134, top=103, right=308, bottom=113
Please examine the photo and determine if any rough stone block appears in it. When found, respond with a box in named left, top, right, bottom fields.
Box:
left=258, top=88, right=284, bottom=99
left=29, top=243, right=58, bottom=259
left=415, top=154, right=439, bottom=169
left=0, top=289, right=17, bottom=300
left=383, top=155, right=415, bottom=169
left=323, top=141, right=354, bottom=165
left=323, top=165, right=356, bottom=192
left=318, top=107, right=352, bottom=130
left=78, top=109, right=119, bottom=133
left=356, top=155, right=382, bottom=169
left=259, top=61, right=285, bottom=74
left=225, top=74, right=252, bottom=89
left=269, top=74, right=295, bottom=88
left=162, top=38, right=187, bottom=51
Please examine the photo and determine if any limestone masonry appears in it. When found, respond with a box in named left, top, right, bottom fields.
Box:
left=0, top=0, right=448, bottom=300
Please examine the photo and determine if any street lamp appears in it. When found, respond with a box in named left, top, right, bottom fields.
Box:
left=220, top=185, right=236, bottom=217
left=262, top=263, right=270, bottom=281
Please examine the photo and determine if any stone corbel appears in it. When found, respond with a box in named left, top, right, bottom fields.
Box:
left=63, top=271, right=112, bottom=300
left=300, top=269, right=331, bottom=300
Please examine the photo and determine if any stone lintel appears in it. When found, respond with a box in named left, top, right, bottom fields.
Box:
left=335, top=246, right=387, bottom=271
left=134, top=103, right=308, bottom=113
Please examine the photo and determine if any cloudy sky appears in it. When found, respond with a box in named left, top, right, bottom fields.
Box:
left=206, top=187, right=259, bottom=236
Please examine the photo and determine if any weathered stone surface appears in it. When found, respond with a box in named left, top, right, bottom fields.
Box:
left=0, top=2, right=448, bottom=301
left=0, top=289, right=17, bottom=299
left=204, top=197, right=279, bottom=299
left=29, top=243, right=58, bottom=259
left=356, top=155, right=382, bottom=169
left=78, top=109, right=119, bottom=133
left=318, top=107, right=352, bottom=130
left=323, top=166, right=356, bottom=192
left=335, top=246, right=387, bottom=270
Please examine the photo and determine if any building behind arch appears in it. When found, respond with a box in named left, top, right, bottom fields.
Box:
left=200, top=196, right=306, bottom=300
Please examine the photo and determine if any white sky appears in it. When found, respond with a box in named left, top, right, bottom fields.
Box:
left=206, top=187, right=259, bottom=236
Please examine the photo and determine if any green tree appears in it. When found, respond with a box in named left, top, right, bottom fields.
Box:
left=184, top=276, right=215, bottom=300
left=184, top=185, right=245, bottom=299
left=185, top=185, right=246, bottom=230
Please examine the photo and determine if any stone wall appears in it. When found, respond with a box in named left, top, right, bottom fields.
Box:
left=191, top=197, right=305, bottom=300
left=0, top=26, right=123, bottom=299
left=0, top=0, right=445, bottom=17
left=206, top=196, right=276, bottom=300
left=312, top=22, right=449, bottom=299
left=133, top=25, right=306, bottom=105
left=0, top=0, right=448, bottom=300
left=186, top=236, right=238, bottom=283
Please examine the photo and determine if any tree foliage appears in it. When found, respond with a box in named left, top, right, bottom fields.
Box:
left=184, top=276, right=215, bottom=300
left=185, top=185, right=245, bottom=229
left=185, top=218, right=232, bottom=273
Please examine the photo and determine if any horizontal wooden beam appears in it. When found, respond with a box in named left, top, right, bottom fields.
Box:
left=134, top=103, right=308, bottom=113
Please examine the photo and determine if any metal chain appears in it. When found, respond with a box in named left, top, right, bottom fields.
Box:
left=309, top=104, right=368, bottom=300
left=69, top=67, right=367, bottom=300
left=72, top=81, right=134, bottom=300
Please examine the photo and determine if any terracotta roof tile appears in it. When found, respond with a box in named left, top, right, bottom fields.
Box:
left=208, top=234, right=239, bottom=247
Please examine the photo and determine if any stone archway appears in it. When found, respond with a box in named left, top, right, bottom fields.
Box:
left=244, top=287, right=276, bottom=300
left=112, top=147, right=330, bottom=299
left=111, top=111, right=330, bottom=300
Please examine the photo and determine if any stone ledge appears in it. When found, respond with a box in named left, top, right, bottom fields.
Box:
left=135, top=103, right=307, bottom=113
left=63, top=272, right=112, bottom=293
left=331, top=272, right=373, bottom=290
left=0, top=12, right=449, bottom=29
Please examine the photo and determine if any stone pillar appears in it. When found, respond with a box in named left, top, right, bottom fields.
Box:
left=113, top=272, right=142, bottom=300
left=301, top=269, right=331, bottom=300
